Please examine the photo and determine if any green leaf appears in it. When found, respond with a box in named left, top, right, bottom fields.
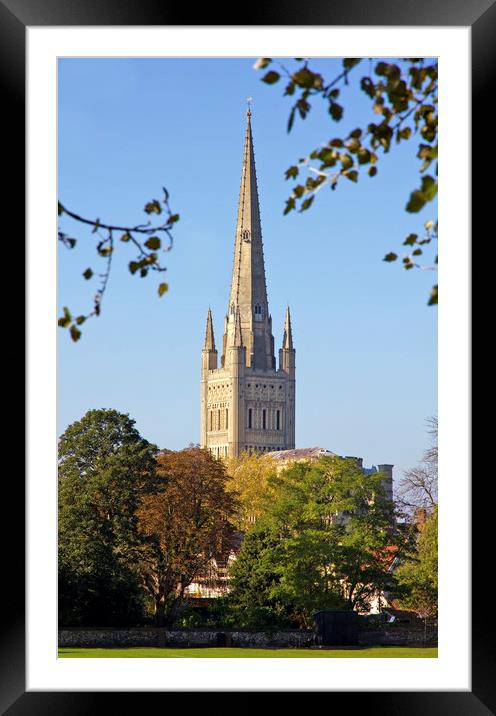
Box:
left=158, top=282, right=169, bottom=297
left=428, top=285, right=438, bottom=306
left=357, top=148, right=371, bottom=165
left=292, top=68, right=323, bottom=89
left=58, top=202, right=64, bottom=216
left=383, top=252, right=398, bottom=262
left=285, top=166, right=299, bottom=180
left=299, top=196, right=314, bottom=212
left=368, top=166, right=378, bottom=177
left=346, top=170, right=358, bottom=182
left=261, top=70, right=280, bottom=84
left=83, top=268, right=93, bottom=280
left=329, top=102, right=343, bottom=121
left=70, top=325, right=82, bottom=342
left=406, top=191, right=426, bottom=213
left=421, top=175, right=437, bottom=201
left=75, top=315, right=86, bottom=325
left=129, top=261, right=139, bottom=275
left=58, top=312, right=71, bottom=328
left=121, top=232, right=131, bottom=242
left=168, top=213, right=180, bottom=224
left=343, top=58, right=361, bottom=69
left=360, top=77, right=375, bottom=99
left=284, top=197, right=296, bottom=215
left=144, top=200, right=162, bottom=215
left=253, top=58, right=271, bottom=70
left=403, top=234, right=418, bottom=246
left=340, top=153, right=353, bottom=170
left=375, top=62, right=389, bottom=76
left=144, top=236, right=161, bottom=250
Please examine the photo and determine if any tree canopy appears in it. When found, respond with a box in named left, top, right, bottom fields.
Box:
left=230, top=456, right=402, bottom=626
left=58, top=409, right=157, bottom=625
left=136, top=447, right=237, bottom=625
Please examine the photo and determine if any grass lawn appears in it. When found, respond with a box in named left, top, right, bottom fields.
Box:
left=59, top=646, right=437, bottom=658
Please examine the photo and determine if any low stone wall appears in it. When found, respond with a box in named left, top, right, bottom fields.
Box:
left=358, top=626, right=437, bottom=647
left=58, top=627, right=314, bottom=649
left=59, top=625, right=437, bottom=649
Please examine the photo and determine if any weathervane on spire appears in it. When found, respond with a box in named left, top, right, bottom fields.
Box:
left=246, top=96, right=252, bottom=116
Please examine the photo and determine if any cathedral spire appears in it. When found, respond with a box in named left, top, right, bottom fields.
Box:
left=223, top=107, right=274, bottom=370
left=203, top=307, right=215, bottom=350
left=282, top=306, right=294, bottom=350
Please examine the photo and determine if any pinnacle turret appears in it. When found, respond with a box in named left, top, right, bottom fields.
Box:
left=203, top=308, right=216, bottom=351
left=283, top=306, right=294, bottom=350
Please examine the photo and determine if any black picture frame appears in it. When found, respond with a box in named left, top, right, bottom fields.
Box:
left=4, top=0, right=482, bottom=710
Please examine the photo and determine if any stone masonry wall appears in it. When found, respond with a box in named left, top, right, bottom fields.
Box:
left=59, top=626, right=436, bottom=649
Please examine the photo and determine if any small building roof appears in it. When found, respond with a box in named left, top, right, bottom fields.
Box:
left=267, top=447, right=336, bottom=461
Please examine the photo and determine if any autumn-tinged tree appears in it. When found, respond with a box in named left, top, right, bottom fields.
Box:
left=224, top=452, right=278, bottom=531
left=58, top=409, right=157, bottom=625
left=137, top=448, right=237, bottom=626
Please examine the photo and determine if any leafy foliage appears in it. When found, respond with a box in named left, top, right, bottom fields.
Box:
left=256, top=57, right=438, bottom=305
left=231, top=456, right=404, bottom=626
left=393, top=507, right=438, bottom=617
left=136, top=448, right=237, bottom=625
left=58, top=409, right=158, bottom=626
left=224, top=452, right=278, bottom=531
left=58, top=187, right=178, bottom=341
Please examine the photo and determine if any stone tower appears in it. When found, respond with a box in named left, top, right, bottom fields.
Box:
left=200, top=108, right=296, bottom=458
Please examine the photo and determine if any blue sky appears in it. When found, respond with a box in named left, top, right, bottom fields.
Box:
left=58, top=57, right=437, bottom=481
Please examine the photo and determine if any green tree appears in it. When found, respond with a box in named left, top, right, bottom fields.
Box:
left=228, top=527, right=283, bottom=610
left=231, top=456, right=402, bottom=626
left=58, top=408, right=157, bottom=626
left=394, top=506, right=438, bottom=618
left=256, top=57, right=438, bottom=305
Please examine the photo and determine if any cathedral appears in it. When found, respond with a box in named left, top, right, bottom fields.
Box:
left=201, top=107, right=295, bottom=458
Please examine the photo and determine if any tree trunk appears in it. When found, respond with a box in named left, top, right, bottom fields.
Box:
left=154, top=595, right=166, bottom=626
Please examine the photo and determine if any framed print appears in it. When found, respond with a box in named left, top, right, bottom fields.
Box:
left=2, top=0, right=484, bottom=709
